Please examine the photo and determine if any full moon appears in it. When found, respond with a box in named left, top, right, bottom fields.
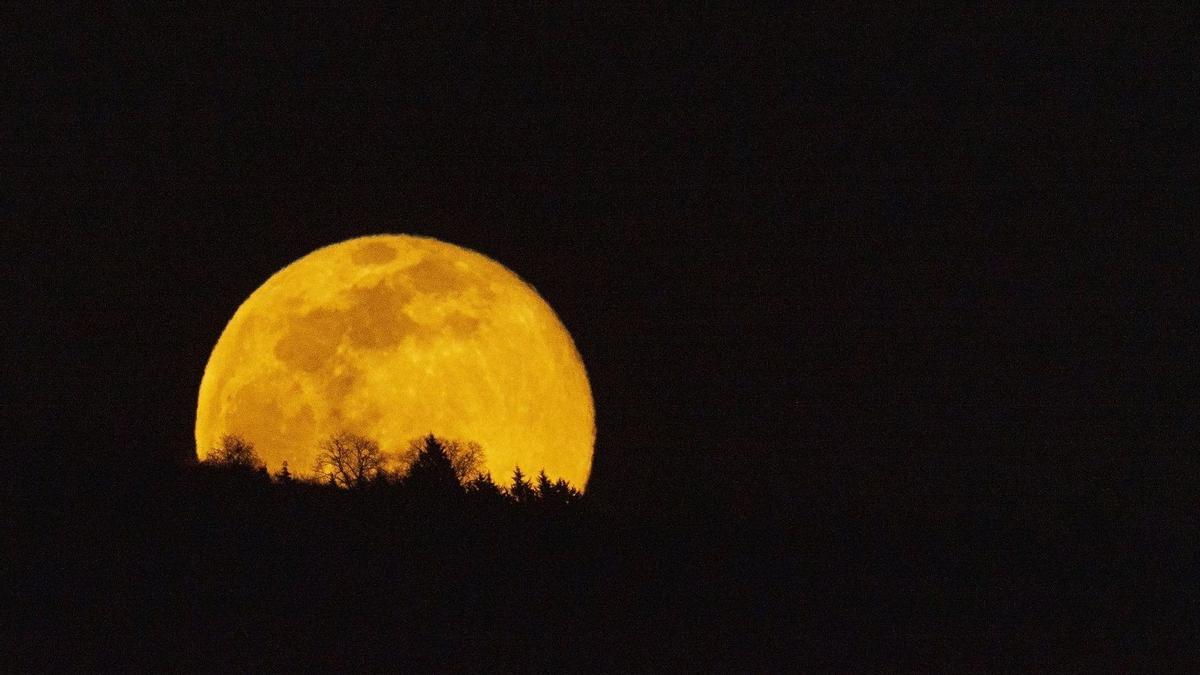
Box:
left=195, top=235, right=595, bottom=489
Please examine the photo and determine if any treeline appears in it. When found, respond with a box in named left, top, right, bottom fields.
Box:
left=35, top=431, right=604, bottom=670
left=13, top=434, right=788, bottom=670
left=200, top=431, right=582, bottom=507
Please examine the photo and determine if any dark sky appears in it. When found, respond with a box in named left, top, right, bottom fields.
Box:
left=5, top=6, right=1192, bottom=519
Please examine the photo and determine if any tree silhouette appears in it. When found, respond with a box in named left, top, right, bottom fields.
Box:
left=206, top=434, right=264, bottom=471
left=510, top=466, right=534, bottom=504
left=45, top=428, right=610, bottom=670
left=448, top=439, right=484, bottom=482
left=314, top=431, right=387, bottom=488
left=465, top=471, right=504, bottom=499
left=537, top=470, right=582, bottom=508
left=404, top=433, right=462, bottom=494
left=398, top=434, right=484, bottom=481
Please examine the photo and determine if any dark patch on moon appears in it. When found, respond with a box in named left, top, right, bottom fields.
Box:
left=406, top=256, right=471, bottom=295
left=326, top=370, right=357, bottom=399
left=344, top=280, right=420, bottom=349
left=274, top=307, right=347, bottom=372
left=351, top=241, right=398, bottom=265
left=444, top=311, right=482, bottom=337
left=275, top=258, right=490, bottom=380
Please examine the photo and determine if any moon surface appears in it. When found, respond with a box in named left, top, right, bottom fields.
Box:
left=195, top=235, right=595, bottom=489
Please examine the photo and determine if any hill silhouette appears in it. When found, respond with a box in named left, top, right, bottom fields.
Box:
left=7, top=431, right=793, bottom=670
left=6, top=420, right=1192, bottom=670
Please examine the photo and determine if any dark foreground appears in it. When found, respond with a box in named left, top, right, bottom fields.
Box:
left=9, top=462, right=792, bottom=670
left=6, top=455, right=1193, bottom=671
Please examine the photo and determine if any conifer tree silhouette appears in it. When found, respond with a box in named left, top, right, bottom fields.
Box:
left=405, top=433, right=462, bottom=494
left=398, top=435, right=483, bottom=481
left=510, top=466, right=534, bottom=504
left=536, top=470, right=554, bottom=501
left=535, top=469, right=581, bottom=507
left=465, top=472, right=501, bottom=495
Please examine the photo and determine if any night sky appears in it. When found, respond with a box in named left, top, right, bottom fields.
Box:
left=5, top=6, right=1195, bottom=666
left=10, top=7, right=814, bottom=512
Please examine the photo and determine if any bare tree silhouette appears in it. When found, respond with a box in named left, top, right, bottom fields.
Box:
left=206, top=434, right=264, bottom=471
left=314, top=431, right=387, bottom=488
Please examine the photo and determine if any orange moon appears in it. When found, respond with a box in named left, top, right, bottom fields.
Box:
left=195, top=235, right=595, bottom=488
